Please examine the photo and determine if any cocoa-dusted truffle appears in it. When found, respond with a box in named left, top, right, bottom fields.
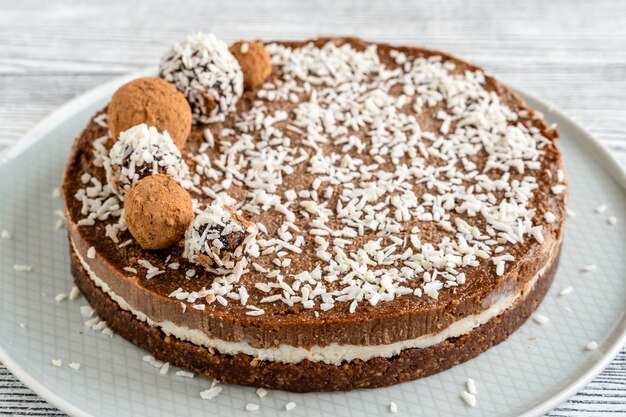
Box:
left=103, top=123, right=191, bottom=199
left=183, top=204, right=257, bottom=270
left=108, top=77, right=192, bottom=149
left=229, top=41, right=272, bottom=90
left=159, top=33, right=244, bottom=123
left=124, top=174, right=194, bottom=250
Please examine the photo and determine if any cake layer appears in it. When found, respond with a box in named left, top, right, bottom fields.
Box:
left=70, top=236, right=559, bottom=364
left=70, top=242, right=560, bottom=391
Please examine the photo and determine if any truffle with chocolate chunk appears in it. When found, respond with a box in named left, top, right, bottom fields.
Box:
left=159, top=33, right=243, bottom=123
left=108, top=77, right=192, bottom=149
left=229, top=41, right=272, bottom=90
left=183, top=204, right=254, bottom=269
left=124, top=174, right=194, bottom=250
left=103, top=124, right=191, bottom=199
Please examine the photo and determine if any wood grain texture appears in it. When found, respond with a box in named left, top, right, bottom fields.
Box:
left=0, top=0, right=624, bottom=415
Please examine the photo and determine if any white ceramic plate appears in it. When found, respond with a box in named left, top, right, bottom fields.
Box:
left=0, top=70, right=624, bottom=417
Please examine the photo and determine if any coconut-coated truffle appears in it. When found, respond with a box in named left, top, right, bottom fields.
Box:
left=159, top=33, right=243, bottom=123
left=103, top=124, right=191, bottom=199
left=229, top=41, right=272, bottom=90
left=108, top=77, right=192, bottom=149
left=124, top=174, right=194, bottom=250
left=183, top=204, right=255, bottom=269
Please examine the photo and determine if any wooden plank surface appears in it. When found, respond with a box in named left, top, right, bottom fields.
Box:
left=0, top=0, right=624, bottom=415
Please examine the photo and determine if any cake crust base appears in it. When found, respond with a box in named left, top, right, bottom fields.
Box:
left=70, top=245, right=560, bottom=392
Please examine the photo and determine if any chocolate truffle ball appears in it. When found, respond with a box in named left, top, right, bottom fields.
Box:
left=124, top=174, right=194, bottom=250
left=159, top=33, right=244, bottom=123
left=229, top=41, right=272, bottom=90
left=103, top=123, right=191, bottom=199
left=183, top=204, right=254, bottom=270
left=108, top=77, right=192, bottom=149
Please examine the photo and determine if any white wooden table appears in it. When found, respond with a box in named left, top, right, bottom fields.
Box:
left=1, top=0, right=624, bottom=415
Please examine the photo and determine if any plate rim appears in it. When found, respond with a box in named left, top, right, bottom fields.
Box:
left=0, top=68, right=625, bottom=417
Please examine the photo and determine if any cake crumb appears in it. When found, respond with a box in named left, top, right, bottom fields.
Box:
left=607, top=216, right=617, bottom=225
left=586, top=341, right=598, bottom=351
left=595, top=204, right=607, bottom=214
left=559, top=286, right=573, bottom=297
left=52, top=187, right=61, bottom=198
left=159, top=362, right=170, bottom=375
left=389, top=401, right=398, bottom=413
left=567, top=208, right=576, bottom=218
left=51, top=359, right=63, bottom=367
left=580, top=264, right=597, bottom=272
left=55, top=293, right=68, bottom=302
left=285, top=401, right=297, bottom=411
left=19, top=323, right=26, bottom=329
left=461, top=390, right=477, bottom=407
left=68, top=362, right=81, bottom=371
left=467, top=378, right=477, bottom=395
left=256, top=387, right=267, bottom=398
left=533, top=313, right=549, bottom=325
left=175, top=370, right=195, bottom=378
left=1, top=230, right=12, bottom=239
left=245, top=403, right=259, bottom=411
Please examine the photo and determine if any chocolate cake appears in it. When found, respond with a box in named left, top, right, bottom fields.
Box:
left=63, top=35, right=567, bottom=392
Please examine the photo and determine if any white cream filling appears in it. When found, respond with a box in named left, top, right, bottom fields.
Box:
left=72, top=239, right=554, bottom=366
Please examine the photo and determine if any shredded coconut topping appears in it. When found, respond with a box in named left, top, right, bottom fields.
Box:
left=467, top=378, right=477, bottom=394
left=160, top=32, right=244, bottom=123
left=199, top=380, right=222, bottom=400
left=172, top=41, right=561, bottom=313
left=76, top=40, right=565, bottom=317
left=461, top=390, right=477, bottom=407
left=532, top=312, right=549, bottom=324
left=13, top=264, right=33, bottom=272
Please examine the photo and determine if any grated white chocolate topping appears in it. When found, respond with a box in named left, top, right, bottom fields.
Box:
left=159, top=32, right=244, bottom=123
left=73, top=39, right=566, bottom=317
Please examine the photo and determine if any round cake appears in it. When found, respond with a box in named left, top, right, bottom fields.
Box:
left=63, top=36, right=567, bottom=392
